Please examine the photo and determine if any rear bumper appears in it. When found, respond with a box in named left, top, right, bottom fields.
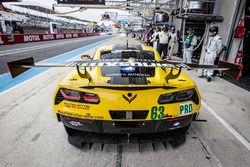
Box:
left=60, top=114, right=193, bottom=134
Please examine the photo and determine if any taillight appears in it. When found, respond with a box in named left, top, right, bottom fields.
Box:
left=158, top=93, right=176, bottom=103
left=57, top=88, right=100, bottom=104
left=175, top=90, right=194, bottom=101
left=82, top=93, right=100, bottom=103
left=60, top=88, right=81, bottom=101
left=158, top=89, right=199, bottom=104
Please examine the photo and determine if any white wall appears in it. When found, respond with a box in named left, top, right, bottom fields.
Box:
left=199, top=0, right=243, bottom=64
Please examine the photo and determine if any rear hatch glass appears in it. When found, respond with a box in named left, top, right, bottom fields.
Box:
left=100, top=50, right=155, bottom=78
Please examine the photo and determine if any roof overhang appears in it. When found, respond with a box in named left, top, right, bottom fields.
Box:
left=1, top=0, right=22, bottom=2
left=13, top=4, right=56, bottom=14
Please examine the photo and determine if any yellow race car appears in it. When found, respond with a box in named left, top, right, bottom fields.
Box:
left=52, top=44, right=201, bottom=148
left=7, top=44, right=203, bottom=148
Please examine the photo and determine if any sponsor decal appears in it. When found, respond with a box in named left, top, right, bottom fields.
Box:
left=69, top=121, right=83, bottom=127
left=64, top=102, right=90, bottom=110
left=24, top=35, right=40, bottom=42
left=43, top=34, right=54, bottom=40
left=122, top=93, right=137, bottom=103
left=65, top=34, right=73, bottom=38
left=58, top=110, right=104, bottom=119
left=56, top=34, right=65, bottom=39
left=66, top=60, right=177, bottom=68
left=163, top=113, right=173, bottom=118
left=106, top=73, right=150, bottom=77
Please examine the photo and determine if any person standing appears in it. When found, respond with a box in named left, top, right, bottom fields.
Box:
left=146, top=27, right=154, bottom=46
left=168, top=26, right=177, bottom=59
left=200, top=26, right=222, bottom=82
left=183, top=28, right=197, bottom=63
left=158, top=26, right=169, bottom=59
left=151, top=26, right=160, bottom=51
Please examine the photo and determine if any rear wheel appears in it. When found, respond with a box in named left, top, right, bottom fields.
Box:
left=168, top=124, right=190, bottom=147
left=178, top=124, right=191, bottom=133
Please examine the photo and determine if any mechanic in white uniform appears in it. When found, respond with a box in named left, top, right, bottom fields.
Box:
left=200, top=26, right=222, bottom=82
left=183, top=28, right=197, bottom=63
left=168, top=26, right=177, bottom=59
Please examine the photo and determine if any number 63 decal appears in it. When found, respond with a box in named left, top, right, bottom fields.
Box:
left=151, top=106, right=165, bottom=120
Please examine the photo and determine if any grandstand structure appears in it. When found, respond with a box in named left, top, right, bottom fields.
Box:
left=0, top=2, right=98, bottom=34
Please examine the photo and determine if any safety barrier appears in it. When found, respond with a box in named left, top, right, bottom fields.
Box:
left=0, top=32, right=100, bottom=45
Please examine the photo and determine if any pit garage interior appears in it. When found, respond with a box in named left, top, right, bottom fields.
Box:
left=0, top=0, right=250, bottom=167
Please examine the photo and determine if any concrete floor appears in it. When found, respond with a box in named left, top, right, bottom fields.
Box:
left=0, top=35, right=249, bottom=167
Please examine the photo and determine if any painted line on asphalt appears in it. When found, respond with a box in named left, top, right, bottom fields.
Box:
left=0, top=36, right=107, bottom=56
left=202, top=100, right=250, bottom=151
left=191, top=126, right=224, bottom=167
left=0, top=37, right=106, bottom=77
left=0, top=53, right=81, bottom=96
left=0, top=36, right=115, bottom=94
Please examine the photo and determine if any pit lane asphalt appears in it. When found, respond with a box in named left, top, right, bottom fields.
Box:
left=0, top=35, right=249, bottom=167
left=0, top=35, right=112, bottom=74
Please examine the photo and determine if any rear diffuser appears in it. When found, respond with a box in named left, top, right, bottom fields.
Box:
left=68, top=130, right=186, bottom=150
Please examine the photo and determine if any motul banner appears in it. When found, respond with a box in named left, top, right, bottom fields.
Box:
left=57, top=0, right=105, bottom=5
left=0, top=33, right=99, bottom=45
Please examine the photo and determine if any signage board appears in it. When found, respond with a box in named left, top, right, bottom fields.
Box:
left=57, top=0, right=105, bottom=5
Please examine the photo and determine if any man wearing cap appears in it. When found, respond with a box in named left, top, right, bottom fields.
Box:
left=200, top=26, right=222, bottom=82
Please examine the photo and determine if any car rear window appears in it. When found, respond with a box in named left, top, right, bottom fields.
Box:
left=100, top=50, right=155, bottom=60
left=100, top=50, right=155, bottom=77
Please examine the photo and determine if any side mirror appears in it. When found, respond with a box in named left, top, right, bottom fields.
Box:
left=81, top=55, right=92, bottom=60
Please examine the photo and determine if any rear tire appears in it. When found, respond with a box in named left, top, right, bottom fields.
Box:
left=178, top=124, right=190, bottom=134
left=64, top=125, right=85, bottom=149
left=169, top=124, right=190, bottom=147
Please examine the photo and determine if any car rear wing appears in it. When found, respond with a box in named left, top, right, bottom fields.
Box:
left=7, top=57, right=240, bottom=82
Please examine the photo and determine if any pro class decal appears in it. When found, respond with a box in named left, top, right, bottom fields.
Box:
left=180, top=103, right=193, bottom=116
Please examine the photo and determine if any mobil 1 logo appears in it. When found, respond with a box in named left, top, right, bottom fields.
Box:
left=180, top=102, right=193, bottom=116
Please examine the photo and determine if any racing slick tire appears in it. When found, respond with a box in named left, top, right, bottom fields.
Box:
left=168, top=124, right=190, bottom=147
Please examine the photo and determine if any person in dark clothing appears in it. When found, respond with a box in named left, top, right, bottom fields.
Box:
left=146, top=28, right=154, bottom=46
